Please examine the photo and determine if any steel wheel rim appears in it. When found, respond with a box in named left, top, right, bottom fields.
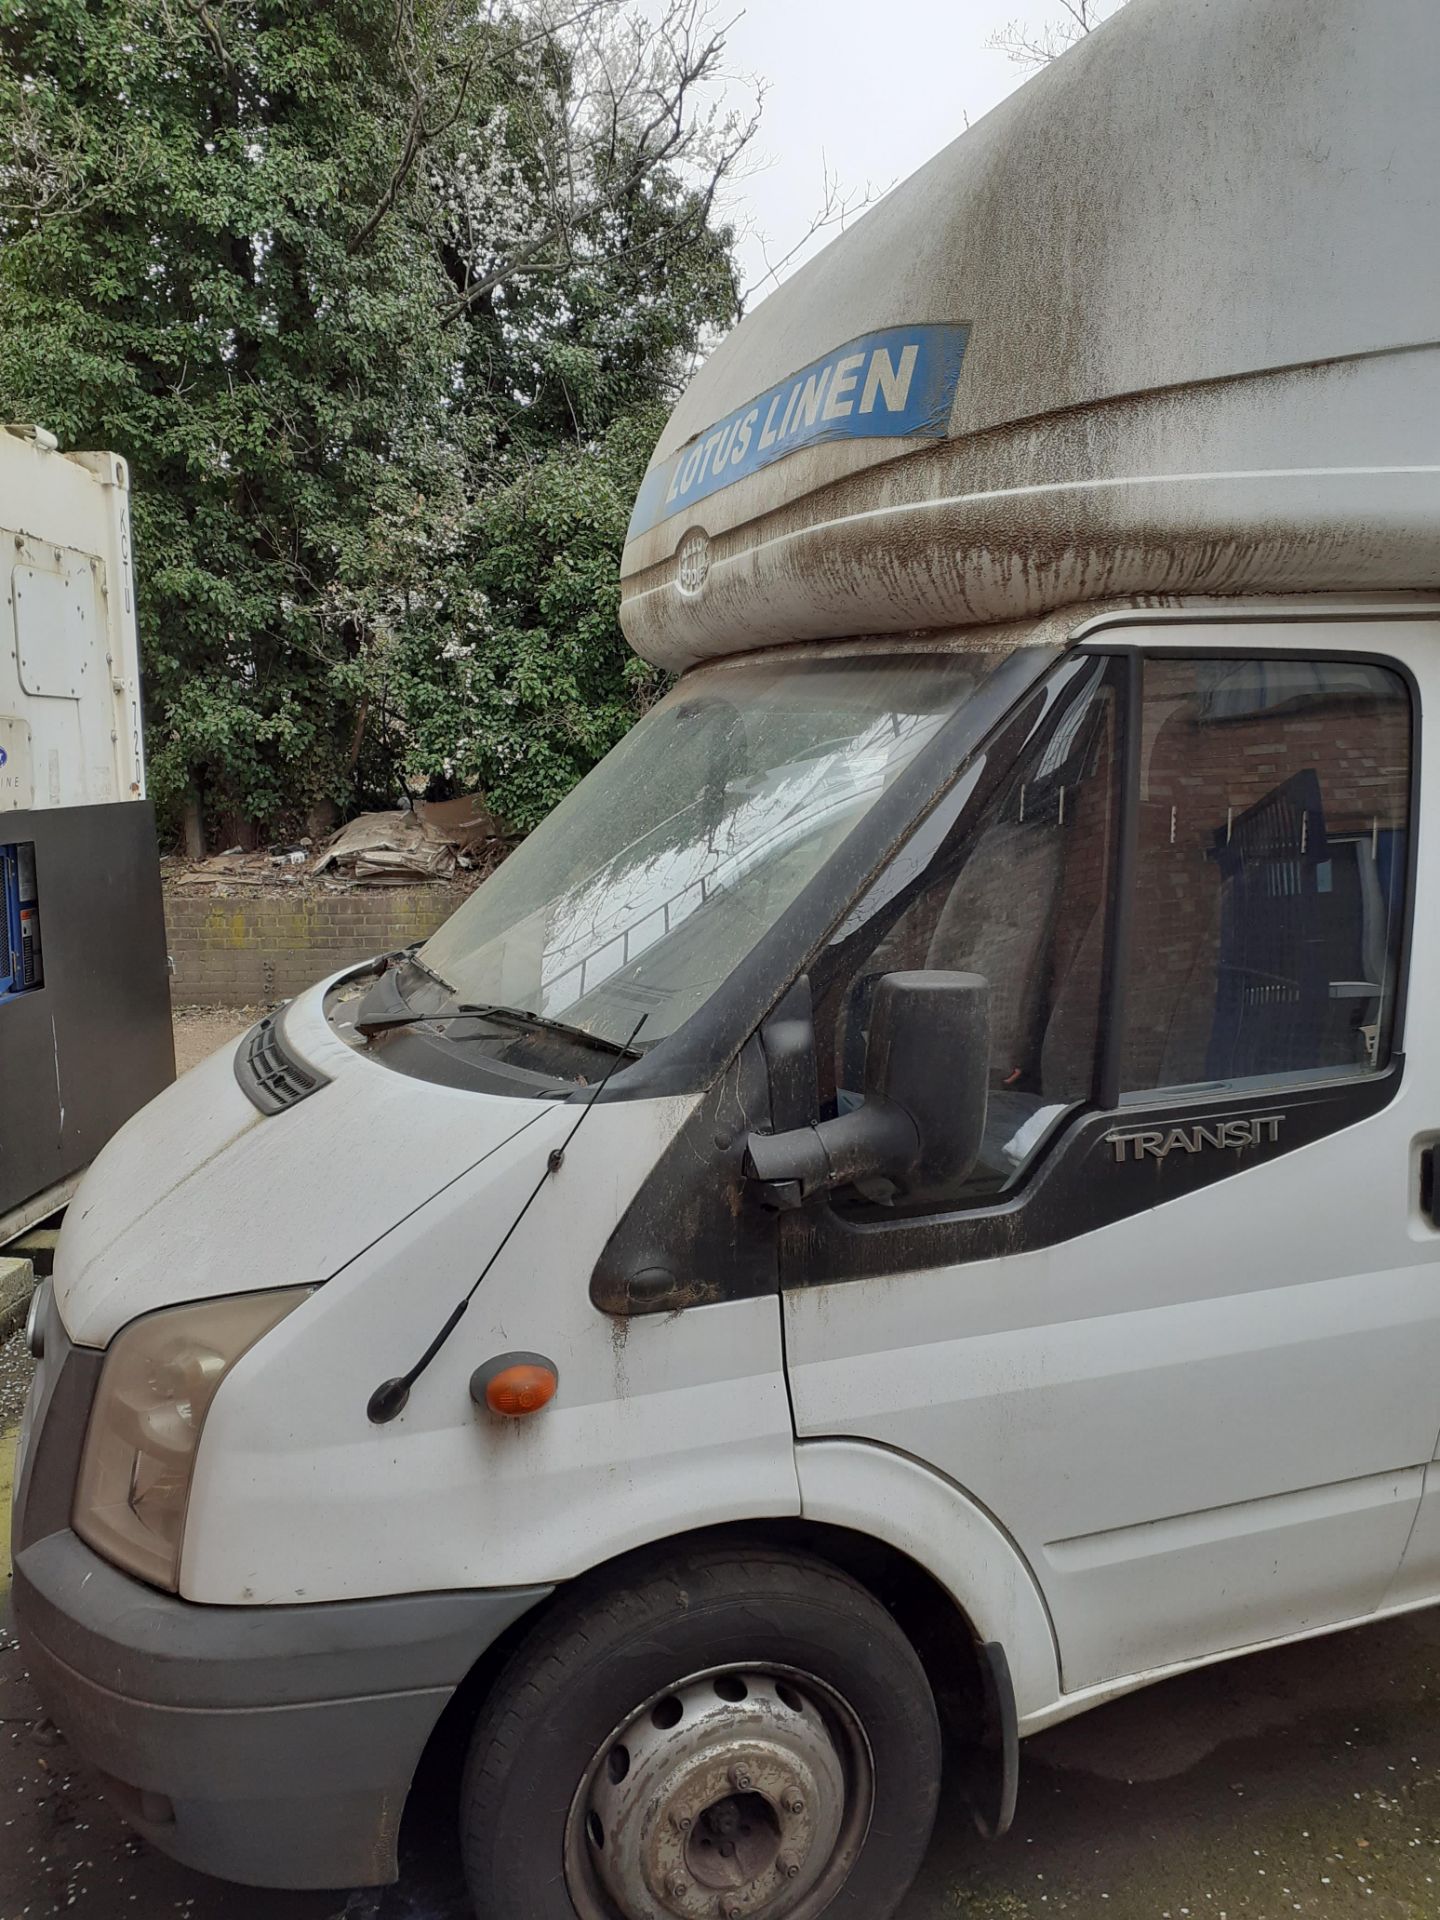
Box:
left=563, top=1662, right=875, bottom=1920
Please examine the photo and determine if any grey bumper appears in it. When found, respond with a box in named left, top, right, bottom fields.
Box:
left=11, top=1292, right=549, bottom=1890
left=14, top=1528, right=549, bottom=1888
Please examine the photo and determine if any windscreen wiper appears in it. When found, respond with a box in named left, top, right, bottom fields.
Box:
left=357, top=993, right=640, bottom=1060
left=352, top=962, right=443, bottom=1037
left=402, top=950, right=458, bottom=995
left=448, top=1002, right=644, bottom=1059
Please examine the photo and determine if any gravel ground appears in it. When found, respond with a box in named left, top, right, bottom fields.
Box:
left=171, top=1006, right=256, bottom=1076
left=0, top=1330, right=30, bottom=1428
left=4, top=1558, right=1440, bottom=1920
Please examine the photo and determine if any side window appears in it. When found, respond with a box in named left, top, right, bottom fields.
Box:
left=817, top=661, right=1119, bottom=1201
left=1123, top=657, right=1412, bottom=1095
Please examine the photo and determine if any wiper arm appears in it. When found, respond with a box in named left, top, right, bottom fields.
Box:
left=352, top=950, right=458, bottom=1037
left=357, top=992, right=640, bottom=1060
left=354, top=966, right=429, bottom=1037
left=449, top=1002, right=643, bottom=1060
left=398, top=949, right=456, bottom=995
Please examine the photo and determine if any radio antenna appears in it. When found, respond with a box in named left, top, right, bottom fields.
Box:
left=366, top=1013, right=647, bottom=1425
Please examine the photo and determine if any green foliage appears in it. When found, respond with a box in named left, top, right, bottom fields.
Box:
left=456, top=410, right=669, bottom=831
left=0, top=0, right=740, bottom=844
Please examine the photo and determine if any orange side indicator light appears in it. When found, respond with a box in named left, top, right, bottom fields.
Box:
left=470, top=1353, right=560, bottom=1419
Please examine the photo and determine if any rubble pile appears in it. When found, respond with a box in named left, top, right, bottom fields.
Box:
left=166, top=796, right=510, bottom=896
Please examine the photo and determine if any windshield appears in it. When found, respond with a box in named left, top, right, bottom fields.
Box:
left=420, top=646, right=1008, bottom=1054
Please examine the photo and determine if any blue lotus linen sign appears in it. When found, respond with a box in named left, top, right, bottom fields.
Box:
left=627, top=323, right=970, bottom=543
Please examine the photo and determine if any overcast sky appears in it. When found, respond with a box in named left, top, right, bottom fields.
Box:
left=714, top=1, right=1049, bottom=303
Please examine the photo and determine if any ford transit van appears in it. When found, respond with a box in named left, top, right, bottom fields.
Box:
left=13, top=1, right=1440, bottom=1915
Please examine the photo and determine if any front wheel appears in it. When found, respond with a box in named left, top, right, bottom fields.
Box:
left=460, top=1543, right=942, bottom=1920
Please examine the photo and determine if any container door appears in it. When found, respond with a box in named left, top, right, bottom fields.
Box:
left=781, top=620, right=1438, bottom=1694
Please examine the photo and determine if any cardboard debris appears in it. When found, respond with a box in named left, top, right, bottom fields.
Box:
left=165, top=798, right=506, bottom=893
left=313, top=799, right=504, bottom=885
left=312, top=810, right=453, bottom=883
left=171, top=848, right=293, bottom=887
left=416, top=794, right=501, bottom=854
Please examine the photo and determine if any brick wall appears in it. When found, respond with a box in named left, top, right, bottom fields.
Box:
left=164, top=886, right=458, bottom=1007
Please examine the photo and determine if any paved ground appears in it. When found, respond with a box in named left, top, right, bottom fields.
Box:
left=5, top=1009, right=1440, bottom=1916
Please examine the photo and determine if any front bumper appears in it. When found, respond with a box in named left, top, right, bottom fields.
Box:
left=13, top=1530, right=546, bottom=1887
left=11, top=1289, right=549, bottom=1889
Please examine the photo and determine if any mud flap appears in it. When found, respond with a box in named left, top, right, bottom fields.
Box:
left=964, top=1641, right=1020, bottom=1840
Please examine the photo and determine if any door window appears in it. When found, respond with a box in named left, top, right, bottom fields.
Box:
left=817, top=659, right=1120, bottom=1201
left=1123, top=658, right=1412, bottom=1095
left=809, top=647, right=1413, bottom=1220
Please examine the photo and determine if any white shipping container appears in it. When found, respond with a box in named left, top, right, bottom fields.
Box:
left=0, top=425, right=145, bottom=815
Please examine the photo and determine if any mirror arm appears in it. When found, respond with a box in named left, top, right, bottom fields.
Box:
left=744, top=1102, right=920, bottom=1211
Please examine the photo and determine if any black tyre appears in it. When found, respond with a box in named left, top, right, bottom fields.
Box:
left=460, top=1542, right=941, bottom=1920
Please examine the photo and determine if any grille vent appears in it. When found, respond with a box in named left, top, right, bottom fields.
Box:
left=234, top=1010, right=330, bottom=1116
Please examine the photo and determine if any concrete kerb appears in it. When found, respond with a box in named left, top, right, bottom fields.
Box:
left=0, top=1256, right=37, bottom=1343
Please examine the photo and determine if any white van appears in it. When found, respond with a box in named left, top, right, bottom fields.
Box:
left=12, top=1, right=1440, bottom=1915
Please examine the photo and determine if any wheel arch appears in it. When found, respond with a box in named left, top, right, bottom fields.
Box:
left=793, top=1437, right=1062, bottom=1722
left=405, top=1456, right=1059, bottom=1848
left=412, top=1516, right=987, bottom=1781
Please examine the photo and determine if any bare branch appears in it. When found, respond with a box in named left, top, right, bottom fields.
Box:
left=183, top=0, right=238, bottom=81
left=987, top=0, right=1122, bottom=70
left=434, top=0, right=763, bottom=322
left=348, top=0, right=612, bottom=256
left=741, top=154, right=889, bottom=307
left=350, top=94, right=432, bottom=255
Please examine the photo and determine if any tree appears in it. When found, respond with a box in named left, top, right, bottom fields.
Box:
left=0, top=0, right=752, bottom=849
left=988, top=0, right=1124, bottom=70
left=372, top=407, right=668, bottom=834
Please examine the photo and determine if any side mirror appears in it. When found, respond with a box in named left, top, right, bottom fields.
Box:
left=745, top=970, right=990, bottom=1208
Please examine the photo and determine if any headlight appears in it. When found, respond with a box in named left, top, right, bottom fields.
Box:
left=73, top=1289, right=308, bottom=1591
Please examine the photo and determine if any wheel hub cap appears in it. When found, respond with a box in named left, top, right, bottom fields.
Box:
left=580, top=1670, right=855, bottom=1920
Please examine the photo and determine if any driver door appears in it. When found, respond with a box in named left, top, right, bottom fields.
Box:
left=781, top=621, right=1435, bottom=1692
